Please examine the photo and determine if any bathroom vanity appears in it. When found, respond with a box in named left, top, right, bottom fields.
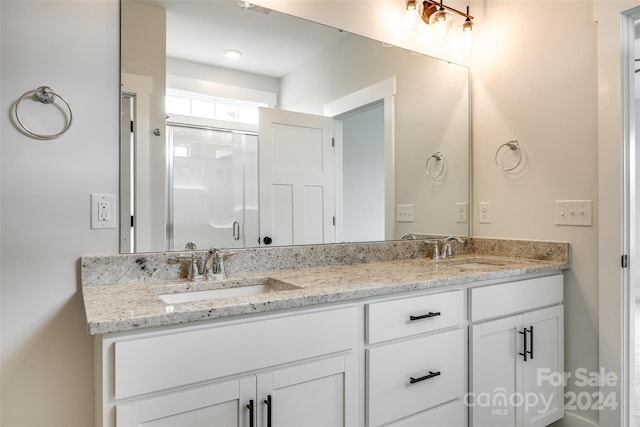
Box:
left=82, top=238, right=569, bottom=427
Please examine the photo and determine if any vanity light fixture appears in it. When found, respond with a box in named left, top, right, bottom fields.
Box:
left=224, top=49, right=243, bottom=60
left=405, top=0, right=474, bottom=32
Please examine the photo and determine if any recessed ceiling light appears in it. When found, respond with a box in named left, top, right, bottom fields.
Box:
left=237, top=1, right=254, bottom=9
left=224, top=49, right=243, bottom=60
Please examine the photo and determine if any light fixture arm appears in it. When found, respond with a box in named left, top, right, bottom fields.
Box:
left=421, top=0, right=474, bottom=22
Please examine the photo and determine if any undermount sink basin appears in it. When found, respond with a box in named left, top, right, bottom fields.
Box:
left=442, top=258, right=507, bottom=269
left=158, top=277, right=300, bottom=304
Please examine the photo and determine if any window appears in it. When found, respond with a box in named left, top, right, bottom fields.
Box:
left=166, top=89, right=264, bottom=124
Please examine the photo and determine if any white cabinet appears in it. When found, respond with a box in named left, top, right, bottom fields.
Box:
left=366, top=289, right=466, bottom=427
left=469, top=275, right=564, bottom=427
left=116, top=355, right=354, bottom=427
left=98, top=306, right=359, bottom=427
left=116, top=377, right=255, bottom=426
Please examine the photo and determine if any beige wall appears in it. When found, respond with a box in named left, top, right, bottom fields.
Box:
left=280, top=34, right=470, bottom=238
left=470, top=3, right=599, bottom=425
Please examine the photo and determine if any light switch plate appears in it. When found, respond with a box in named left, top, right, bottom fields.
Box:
left=396, top=204, right=414, bottom=222
left=555, top=200, right=592, bottom=226
left=91, top=193, right=117, bottom=229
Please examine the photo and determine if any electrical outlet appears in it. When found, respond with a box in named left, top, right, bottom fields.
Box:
left=396, top=204, right=415, bottom=222
left=555, top=200, right=592, bottom=226
left=479, top=202, right=491, bottom=224
left=91, top=193, right=117, bottom=229
left=456, top=202, right=468, bottom=223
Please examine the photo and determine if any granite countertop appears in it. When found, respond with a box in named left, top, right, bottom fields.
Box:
left=82, top=250, right=569, bottom=335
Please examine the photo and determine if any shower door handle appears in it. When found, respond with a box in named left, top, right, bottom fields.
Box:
left=233, top=221, right=240, bottom=241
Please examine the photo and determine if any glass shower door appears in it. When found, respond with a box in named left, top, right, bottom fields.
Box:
left=167, top=125, right=258, bottom=250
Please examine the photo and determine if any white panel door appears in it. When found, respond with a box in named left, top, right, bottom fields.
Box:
left=259, top=107, right=335, bottom=246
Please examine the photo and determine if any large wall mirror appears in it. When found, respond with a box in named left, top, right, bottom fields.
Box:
left=120, top=0, right=470, bottom=253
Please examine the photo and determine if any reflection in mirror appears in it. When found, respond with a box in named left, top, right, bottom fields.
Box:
left=120, top=0, right=470, bottom=253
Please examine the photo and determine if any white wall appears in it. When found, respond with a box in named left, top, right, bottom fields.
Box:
left=342, top=102, right=385, bottom=242
left=0, top=1, right=119, bottom=426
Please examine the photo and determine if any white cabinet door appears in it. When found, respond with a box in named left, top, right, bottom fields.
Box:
left=116, top=377, right=255, bottom=427
left=470, top=314, right=521, bottom=427
left=522, top=306, right=564, bottom=427
left=257, top=354, right=356, bottom=427
left=470, top=305, right=564, bottom=427
left=117, top=354, right=355, bottom=427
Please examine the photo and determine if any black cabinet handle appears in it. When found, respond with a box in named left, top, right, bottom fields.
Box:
left=519, top=326, right=534, bottom=361
left=246, top=399, right=254, bottom=427
left=519, top=328, right=528, bottom=361
left=409, top=311, right=441, bottom=321
left=264, top=395, right=272, bottom=427
left=409, top=370, right=441, bottom=384
left=263, top=236, right=272, bottom=245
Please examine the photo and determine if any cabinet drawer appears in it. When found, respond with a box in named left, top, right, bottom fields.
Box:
left=367, top=290, right=463, bottom=344
left=470, top=274, right=563, bottom=322
left=114, top=306, right=358, bottom=399
left=367, top=328, right=465, bottom=426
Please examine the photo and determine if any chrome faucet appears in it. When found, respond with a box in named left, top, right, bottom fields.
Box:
left=203, top=248, right=236, bottom=280
left=425, top=236, right=465, bottom=260
left=441, top=236, right=464, bottom=259
left=202, top=248, right=217, bottom=279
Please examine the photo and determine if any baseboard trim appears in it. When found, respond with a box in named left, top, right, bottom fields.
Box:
left=551, top=411, right=599, bottom=427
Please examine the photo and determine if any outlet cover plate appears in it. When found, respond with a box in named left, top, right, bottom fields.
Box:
left=479, top=202, right=491, bottom=224
left=91, top=193, right=117, bottom=229
left=456, top=202, right=468, bottom=223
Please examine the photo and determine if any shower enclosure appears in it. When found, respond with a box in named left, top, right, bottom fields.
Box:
left=166, top=124, right=259, bottom=250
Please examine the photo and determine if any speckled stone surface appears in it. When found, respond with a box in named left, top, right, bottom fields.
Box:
left=81, top=238, right=570, bottom=335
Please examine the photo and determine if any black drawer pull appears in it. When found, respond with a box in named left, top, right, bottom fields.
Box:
left=409, top=311, right=441, bottom=321
left=409, top=370, right=441, bottom=384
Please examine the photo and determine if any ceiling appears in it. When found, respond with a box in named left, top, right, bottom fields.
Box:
left=145, top=0, right=350, bottom=78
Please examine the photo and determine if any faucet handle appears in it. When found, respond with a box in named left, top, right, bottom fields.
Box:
left=425, top=239, right=440, bottom=260
left=173, top=252, right=202, bottom=281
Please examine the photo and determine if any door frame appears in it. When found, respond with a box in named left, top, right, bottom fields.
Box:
left=324, top=77, right=396, bottom=241
left=599, top=5, right=640, bottom=427
left=622, top=7, right=640, bottom=427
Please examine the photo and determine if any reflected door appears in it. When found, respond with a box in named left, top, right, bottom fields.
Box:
left=258, top=108, right=335, bottom=246
left=167, top=125, right=258, bottom=250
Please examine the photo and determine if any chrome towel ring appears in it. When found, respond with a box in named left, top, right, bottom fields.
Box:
left=14, top=86, right=73, bottom=139
left=425, top=151, right=446, bottom=179
left=495, top=139, right=523, bottom=171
